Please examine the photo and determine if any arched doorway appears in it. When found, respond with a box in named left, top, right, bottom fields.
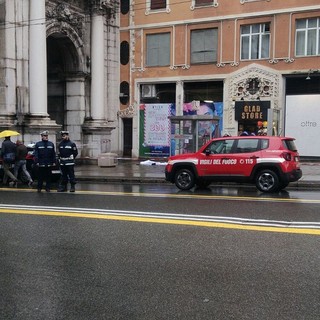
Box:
left=46, top=33, right=86, bottom=136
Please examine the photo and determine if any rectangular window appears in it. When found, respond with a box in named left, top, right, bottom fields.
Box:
left=191, top=28, right=218, bottom=64
left=240, top=0, right=269, bottom=3
left=296, top=18, right=320, bottom=56
left=195, top=0, right=213, bottom=6
left=240, top=23, right=270, bottom=60
left=146, top=33, right=171, bottom=67
left=236, top=139, right=260, bottom=153
left=150, top=0, right=166, bottom=10
left=208, top=140, right=235, bottom=154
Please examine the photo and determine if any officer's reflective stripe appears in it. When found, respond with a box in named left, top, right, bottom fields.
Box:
left=60, top=156, right=73, bottom=160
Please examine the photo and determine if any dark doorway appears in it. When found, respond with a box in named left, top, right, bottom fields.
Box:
left=123, top=118, right=133, bottom=157
left=46, top=33, right=79, bottom=128
left=47, top=35, right=66, bottom=126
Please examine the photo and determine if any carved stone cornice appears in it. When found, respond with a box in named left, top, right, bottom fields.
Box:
left=91, top=0, right=118, bottom=17
left=46, top=2, right=84, bottom=37
left=118, top=105, right=135, bottom=118
left=230, top=66, right=279, bottom=101
left=49, top=0, right=87, bottom=11
left=82, top=119, right=116, bottom=133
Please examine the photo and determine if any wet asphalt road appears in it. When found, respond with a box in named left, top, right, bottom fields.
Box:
left=0, top=184, right=320, bottom=320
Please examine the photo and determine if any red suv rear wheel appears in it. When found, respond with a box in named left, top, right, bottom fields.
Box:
left=255, top=169, right=279, bottom=193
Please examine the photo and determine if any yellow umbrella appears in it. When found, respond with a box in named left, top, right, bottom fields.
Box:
left=0, top=129, right=20, bottom=139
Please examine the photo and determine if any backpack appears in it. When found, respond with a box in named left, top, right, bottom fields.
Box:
left=3, top=152, right=16, bottom=163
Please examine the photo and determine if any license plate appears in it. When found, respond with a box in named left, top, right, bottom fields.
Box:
left=52, top=170, right=61, bottom=174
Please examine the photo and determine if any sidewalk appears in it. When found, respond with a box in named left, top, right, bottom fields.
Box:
left=75, top=159, right=320, bottom=189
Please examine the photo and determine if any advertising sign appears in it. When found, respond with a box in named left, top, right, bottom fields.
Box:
left=144, top=104, right=171, bottom=146
left=235, top=101, right=270, bottom=121
left=285, top=95, right=320, bottom=157
left=139, top=103, right=174, bottom=157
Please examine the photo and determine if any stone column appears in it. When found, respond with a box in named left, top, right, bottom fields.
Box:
left=0, top=0, right=16, bottom=126
left=82, top=2, right=116, bottom=159
left=176, top=80, right=184, bottom=115
left=25, top=0, right=58, bottom=144
left=29, top=0, right=47, bottom=116
left=90, top=11, right=105, bottom=120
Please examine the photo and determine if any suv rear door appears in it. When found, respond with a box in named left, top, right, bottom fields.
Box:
left=229, top=138, right=265, bottom=176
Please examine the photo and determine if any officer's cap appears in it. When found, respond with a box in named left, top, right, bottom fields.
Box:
left=40, top=130, right=49, bottom=136
left=60, top=130, right=69, bottom=135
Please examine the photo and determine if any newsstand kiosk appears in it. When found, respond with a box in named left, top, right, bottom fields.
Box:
left=169, top=115, right=221, bottom=156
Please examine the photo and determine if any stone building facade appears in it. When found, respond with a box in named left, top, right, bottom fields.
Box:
left=0, top=0, right=120, bottom=159
left=119, top=0, right=320, bottom=158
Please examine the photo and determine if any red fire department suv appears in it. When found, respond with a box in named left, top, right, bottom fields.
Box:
left=165, top=136, right=302, bottom=192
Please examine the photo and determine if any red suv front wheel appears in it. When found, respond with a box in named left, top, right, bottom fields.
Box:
left=174, top=168, right=195, bottom=190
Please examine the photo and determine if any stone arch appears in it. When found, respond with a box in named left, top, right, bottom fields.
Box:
left=45, top=21, right=87, bottom=140
left=46, top=22, right=85, bottom=72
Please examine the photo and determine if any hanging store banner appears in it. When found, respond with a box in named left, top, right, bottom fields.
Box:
left=235, top=101, right=270, bottom=121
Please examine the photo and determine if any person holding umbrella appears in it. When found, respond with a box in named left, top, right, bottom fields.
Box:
left=0, top=132, right=19, bottom=187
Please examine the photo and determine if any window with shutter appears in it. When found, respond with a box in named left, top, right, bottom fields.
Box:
left=191, top=29, right=218, bottom=64
left=195, top=0, right=213, bottom=7
left=150, top=0, right=166, bottom=10
left=146, top=33, right=171, bottom=67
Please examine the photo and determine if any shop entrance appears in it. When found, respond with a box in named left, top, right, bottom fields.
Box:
left=235, top=101, right=278, bottom=136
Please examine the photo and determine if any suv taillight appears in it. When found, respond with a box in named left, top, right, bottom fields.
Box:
left=282, top=152, right=292, bottom=161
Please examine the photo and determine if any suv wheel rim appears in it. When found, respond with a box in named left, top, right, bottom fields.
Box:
left=258, top=172, right=275, bottom=191
left=177, top=172, right=191, bottom=188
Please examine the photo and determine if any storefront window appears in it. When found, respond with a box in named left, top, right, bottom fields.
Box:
left=184, top=81, right=223, bottom=102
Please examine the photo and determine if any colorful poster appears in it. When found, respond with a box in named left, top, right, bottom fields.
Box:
left=139, top=104, right=175, bottom=158
left=144, top=104, right=171, bottom=146
left=183, top=101, right=223, bottom=137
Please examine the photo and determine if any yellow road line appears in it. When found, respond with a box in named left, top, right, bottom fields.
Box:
left=1, top=207, right=320, bottom=236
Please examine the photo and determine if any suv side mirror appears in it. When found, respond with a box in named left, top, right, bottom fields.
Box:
left=205, top=149, right=211, bottom=156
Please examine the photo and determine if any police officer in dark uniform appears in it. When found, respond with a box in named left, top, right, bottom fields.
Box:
left=34, top=131, right=56, bottom=192
left=57, top=131, right=78, bottom=192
